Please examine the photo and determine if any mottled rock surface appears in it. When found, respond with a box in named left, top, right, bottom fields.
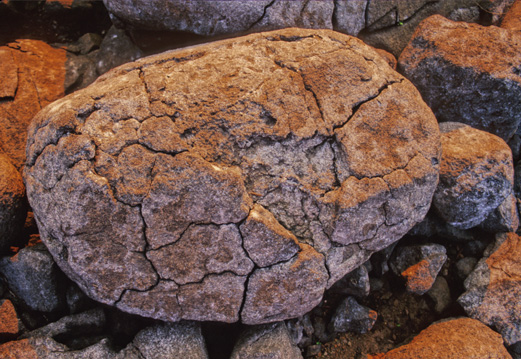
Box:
left=502, top=0, right=521, bottom=31
left=433, top=123, right=514, bottom=229
left=369, top=318, right=512, bottom=359
left=399, top=15, right=521, bottom=140
left=459, top=232, right=521, bottom=346
left=230, top=322, right=303, bottom=359
left=390, top=244, right=447, bottom=295
left=0, top=299, right=21, bottom=339
left=24, top=28, right=440, bottom=324
left=0, top=40, right=66, bottom=169
left=0, top=153, right=26, bottom=253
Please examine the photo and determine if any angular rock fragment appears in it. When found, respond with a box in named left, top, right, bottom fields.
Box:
left=329, top=296, right=377, bottom=334
left=459, top=232, right=521, bottom=346
left=230, top=322, right=303, bottom=359
left=370, top=318, right=512, bottom=359
left=0, top=243, right=65, bottom=312
left=24, top=28, right=441, bottom=324
left=390, top=244, right=447, bottom=295
left=399, top=15, right=521, bottom=140
left=433, top=122, right=514, bottom=229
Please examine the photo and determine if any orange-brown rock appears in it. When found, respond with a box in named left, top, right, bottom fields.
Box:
left=0, top=299, right=20, bottom=338
left=0, top=40, right=66, bottom=170
left=502, top=0, right=521, bottom=31
left=459, top=232, right=521, bottom=345
left=370, top=318, right=512, bottom=359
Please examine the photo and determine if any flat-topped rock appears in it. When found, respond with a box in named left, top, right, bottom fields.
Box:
left=24, top=28, right=440, bottom=324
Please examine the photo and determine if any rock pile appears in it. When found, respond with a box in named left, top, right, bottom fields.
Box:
left=0, top=0, right=521, bottom=358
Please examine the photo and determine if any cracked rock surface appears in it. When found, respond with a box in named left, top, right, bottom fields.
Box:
left=24, top=28, right=441, bottom=324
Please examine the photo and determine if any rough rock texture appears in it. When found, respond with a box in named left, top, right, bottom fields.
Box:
left=0, top=243, right=65, bottom=312
left=399, top=15, right=521, bottom=141
left=230, top=322, right=303, bottom=359
left=459, top=232, right=521, bottom=346
left=131, top=322, right=209, bottom=359
left=24, top=28, right=441, bottom=324
left=329, top=296, right=377, bottom=334
left=502, top=0, right=521, bottom=31
left=433, top=123, right=514, bottom=229
left=0, top=299, right=21, bottom=339
left=0, top=153, right=27, bottom=253
left=390, top=244, right=447, bottom=295
left=0, top=40, right=67, bottom=169
left=369, top=318, right=512, bottom=359
left=102, top=0, right=509, bottom=56
left=480, top=193, right=520, bottom=232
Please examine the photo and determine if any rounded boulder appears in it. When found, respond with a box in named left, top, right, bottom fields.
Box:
left=24, top=28, right=440, bottom=324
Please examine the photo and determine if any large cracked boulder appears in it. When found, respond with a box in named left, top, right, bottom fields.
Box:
left=24, top=28, right=441, bottom=324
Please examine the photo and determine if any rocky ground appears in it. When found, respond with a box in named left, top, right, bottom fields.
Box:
left=1, top=1, right=521, bottom=358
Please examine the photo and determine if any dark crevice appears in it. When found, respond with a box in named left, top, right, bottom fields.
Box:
left=247, top=0, right=277, bottom=31
left=364, top=0, right=371, bottom=28
left=333, top=78, right=403, bottom=131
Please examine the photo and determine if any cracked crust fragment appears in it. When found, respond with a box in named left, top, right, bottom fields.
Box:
left=24, top=28, right=441, bottom=324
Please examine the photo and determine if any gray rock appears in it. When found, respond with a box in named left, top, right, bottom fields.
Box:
left=24, top=28, right=441, bottom=324
left=433, top=123, right=514, bottom=229
left=0, top=153, right=26, bottom=253
left=408, top=211, right=477, bottom=241
left=286, top=314, right=314, bottom=348
left=390, top=244, right=447, bottom=295
left=459, top=232, right=521, bottom=346
left=0, top=243, right=65, bottom=312
left=328, top=296, right=377, bottom=334
left=329, top=265, right=370, bottom=297
left=21, top=308, right=105, bottom=342
left=95, top=25, right=143, bottom=75
left=103, top=0, right=334, bottom=37
left=480, top=193, right=519, bottom=232
left=399, top=15, right=521, bottom=141
left=456, top=257, right=478, bottom=280
left=131, top=322, right=209, bottom=359
left=426, top=276, right=451, bottom=313
left=230, top=322, right=303, bottom=359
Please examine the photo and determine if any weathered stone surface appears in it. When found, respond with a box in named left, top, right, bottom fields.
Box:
left=433, top=123, right=514, bottom=229
left=459, top=232, right=521, bottom=346
left=480, top=193, right=520, bottom=232
left=95, top=25, right=143, bottom=75
left=329, top=296, right=377, bottom=334
left=426, top=276, right=451, bottom=313
left=24, top=28, right=441, bottom=324
left=0, top=153, right=26, bottom=253
left=0, top=243, right=65, bottom=312
left=399, top=15, right=521, bottom=141
left=0, top=40, right=66, bottom=169
left=0, top=299, right=21, bottom=339
left=390, top=244, right=447, bottom=295
left=502, top=0, right=521, bottom=31
left=230, top=322, right=303, bottom=359
left=131, top=322, right=208, bottom=359
left=329, top=264, right=370, bottom=297
left=103, top=0, right=334, bottom=36
left=370, top=318, right=512, bottom=359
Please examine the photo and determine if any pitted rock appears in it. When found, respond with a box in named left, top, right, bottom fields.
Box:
left=24, top=28, right=440, bottom=324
